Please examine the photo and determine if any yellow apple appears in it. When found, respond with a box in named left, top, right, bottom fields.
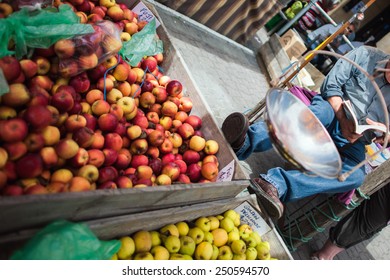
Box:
left=211, top=228, right=228, bottom=247
left=150, top=245, right=170, bottom=260
left=194, top=241, right=213, bottom=260
left=175, top=221, right=189, bottom=236
left=132, top=230, right=152, bottom=253
left=117, top=236, right=135, bottom=260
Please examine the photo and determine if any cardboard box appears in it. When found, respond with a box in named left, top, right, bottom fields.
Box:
left=279, top=29, right=307, bottom=59
left=0, top=1, right=248, bottom=235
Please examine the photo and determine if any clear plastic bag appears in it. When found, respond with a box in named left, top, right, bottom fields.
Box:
left=57, top=20, right=123, bottom=78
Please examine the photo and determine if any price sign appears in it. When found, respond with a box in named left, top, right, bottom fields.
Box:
left=132, top=2, right=161, bottom=28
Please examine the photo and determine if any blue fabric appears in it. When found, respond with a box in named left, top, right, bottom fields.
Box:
left=320, top=46, right=390, bottom=144
left=236, top=95, right=365, bottom=203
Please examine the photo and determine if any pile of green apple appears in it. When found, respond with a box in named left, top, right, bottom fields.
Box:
left=112, top=209, right=276, bottom=260
left=0, top=0, right=222, bottom=195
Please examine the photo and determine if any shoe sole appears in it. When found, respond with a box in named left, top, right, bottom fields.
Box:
left=221, top=112, right=248, bottom=147
left=250, top=179, right=283, bottom=220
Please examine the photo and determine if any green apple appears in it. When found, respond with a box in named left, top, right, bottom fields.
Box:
left=227, top=230, right=240, bottom=245
left=179, top=236, right=196, bottom=256
left=195, top=216, right=211, bottom=232
left=216, top=215, right=224, bottom=221
left=233, top=215, right=241, bottom=227
left=187, top=227, right=204, bottom=244
left=203, top=231, right=214, bottom=244
left=183, top=254, right=193, bottom=260
left=133, top=252, right=154, bottom=260
left=160, top=224, right=179, bottom=237
left=194, top=241, right=213, bottom=260
left=242, top=235, right=257, bottom=248
left=211, top=245, right=219, bottom=260
left=117, top=236, right=135, bottom=260
left=175, top=221, right=190, bottom=236
left=218, top=245, right=233, bottom=260
left=150, top=245, right=170, bottom=260
left=239, top=224, right=253, bottom=239
left=169, top=253, right=186, bottom=260
left=250, top=231, right=262, bottom=245
left=164, top=235, right=181, bottom=253
left=211, top=228, right=228, bottom=247
left=233, top=253, right=247, bottom=260
left=223, top=209, right=239, bottom=222
left=207, top=216, right=220, bottom=230
left=245, top=247, right=258, bottom=260
left=220, top=217, right=235, bottom=233
left=150, top=230, right=162, bottom=247
left=132, top=230, right=152, bottom=253
left=256, top=241, right=271, bottom=260
left=231, top=239, right=247, bottom=254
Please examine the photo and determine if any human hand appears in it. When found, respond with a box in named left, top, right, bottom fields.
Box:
left=339, top=117, right=361, bottom=143
left=366, top=118, right=389, bottom=144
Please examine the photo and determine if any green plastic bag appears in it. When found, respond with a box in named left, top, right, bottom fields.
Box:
left=10, top=220, right=121, bottom=260
left=120, top=18, right=163, bottom=67
left=0, top=5, right=94, bottom=59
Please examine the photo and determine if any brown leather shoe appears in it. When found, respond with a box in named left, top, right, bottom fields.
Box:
left=250, top=178, right=284, bottom=219
left=221, top=112, right=249, bottom=151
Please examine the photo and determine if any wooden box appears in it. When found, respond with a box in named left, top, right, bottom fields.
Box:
left=0, top=195, right=292, bottom=260
left=0, top=2, right=248, bottom=235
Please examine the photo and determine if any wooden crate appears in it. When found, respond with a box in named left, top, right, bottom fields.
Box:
left=0, top=2, right=248, bottom=235
left=0, top=195, right=292, bottom=260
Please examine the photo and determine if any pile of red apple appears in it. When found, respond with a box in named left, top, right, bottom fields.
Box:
left=0, top=0, right=221, bottom=196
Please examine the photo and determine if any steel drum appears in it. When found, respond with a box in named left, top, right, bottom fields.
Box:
left=265, top=88, right=342, bottom=178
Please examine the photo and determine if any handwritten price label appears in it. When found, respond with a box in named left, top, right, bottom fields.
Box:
left=217, top=160, right=235, bottom=182
left=132, top=2, right=161, bottom=28
left=235, top=201, right=271, bottom=236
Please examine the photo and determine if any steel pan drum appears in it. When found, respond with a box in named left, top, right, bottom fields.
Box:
left=265, top=88, right=342, bottom=178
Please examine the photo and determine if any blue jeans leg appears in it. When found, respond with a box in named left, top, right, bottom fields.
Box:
left=262, top=95, right=366, bottom=202
left=235, top=120, right=273, bottom=161
left=261, top=154, right=365, bottom=202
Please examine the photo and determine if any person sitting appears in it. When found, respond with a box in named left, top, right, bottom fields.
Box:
left=311, top=183, right=390, bottom=260
left=221, top=46, right=390, bottom=220
left=306, top=22, right=356, bottom=69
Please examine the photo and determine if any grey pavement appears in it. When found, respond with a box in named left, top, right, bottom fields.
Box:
left=149, top=0, right=390, bottom=260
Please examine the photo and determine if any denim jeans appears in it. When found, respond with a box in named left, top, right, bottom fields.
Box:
left=236, top=95, right=366, bottom=202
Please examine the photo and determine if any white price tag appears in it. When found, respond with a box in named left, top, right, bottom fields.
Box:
left=216, top=160, right=234, bottom=182
left=132, top=2, right=161, bottom=27
left=235, top=201, right=271, bottom=236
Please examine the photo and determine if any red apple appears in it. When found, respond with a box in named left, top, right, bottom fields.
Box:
left=148, top=157, right=162, bottom=175
left=0, top=118, right=28, bottom=142
left=51, top=91, right=74, bottom=113
left=98, top=166, right=118, bottom=184
left=104, top=132, right=123, bottom=151
left=98, top=113, right=119, bottom=132
left=161, top=162, right=180, bottom=181
left=102, top=148, right=118, bottom=166
left=130, top=138, right=148, bottom=155
left=15, top=153, right=43, bottom=179
left=166, top=80, right=182, bottom=97
left=0, top=56, right=21, bottom=82
left=69, top=72, right=90, bottom=93
left=72, top=126, right=95, bottom=148
left=177, top=123, right=195, bottom=139
left=116, top=175, right=133, bottom=188
left=24, top=133, right=45, bottom=152
left=115, top=148, right=132, bottom=169
left=182, top=149, right=201, bottom=165
left=2, top=83, right=31, bottom=107
left=186, top=163, right=202, bottom=182
left=70, top=147, right=90, bottom=167
left=23, top=105, right=52, bottom=129
left=3, top=141, right=27, bottom=161
left=87, top=149, right=105, bottom=167
left=19, top=59, right=38, bottom=79
left=147, top=129, right=165, bottom=147
left=130, top=154, right=149, bottom=169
